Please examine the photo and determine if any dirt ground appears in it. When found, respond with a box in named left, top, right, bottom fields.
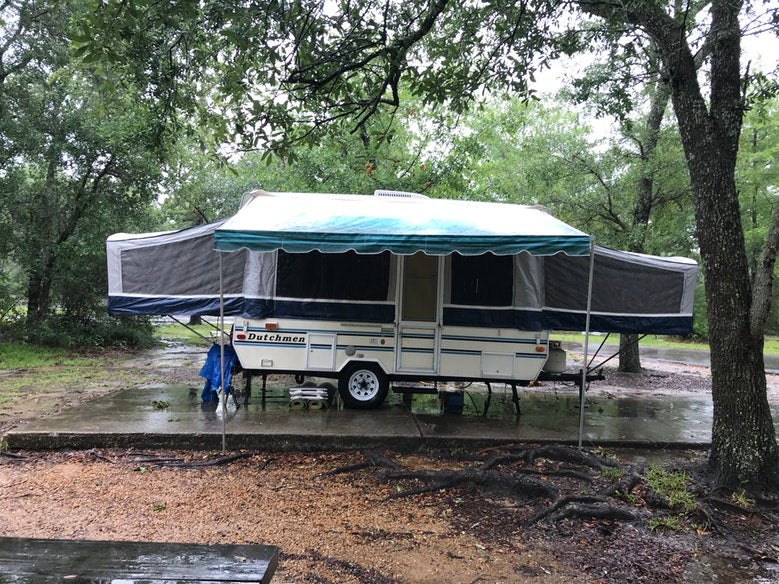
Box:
left=1, top=345, right=779, bottom=583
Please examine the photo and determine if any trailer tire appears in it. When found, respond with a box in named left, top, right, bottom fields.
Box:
left=339, top=363, right=389, bottom=409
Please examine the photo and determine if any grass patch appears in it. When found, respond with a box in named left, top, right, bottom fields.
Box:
left=154, top=323, right=215, bottom=346
left=648, top=514, right=686, bottom=533
left=646, top=465, right=698, bottom=512
left=551, top=333, right=779, bottom=356
left=601, top=467, right=625, bottom=481
left=0, top=342, right=93, bottom=369
left=0, top=342, right=149, bottom=396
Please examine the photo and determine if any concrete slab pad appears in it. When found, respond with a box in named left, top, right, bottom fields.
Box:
left=5, top=380, right=734, bottom=451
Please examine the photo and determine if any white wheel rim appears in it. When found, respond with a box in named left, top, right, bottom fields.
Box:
left=348, top=370, right=380, bottom=401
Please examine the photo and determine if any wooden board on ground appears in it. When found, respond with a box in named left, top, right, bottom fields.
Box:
left=0, top=536, right=278, bottom=583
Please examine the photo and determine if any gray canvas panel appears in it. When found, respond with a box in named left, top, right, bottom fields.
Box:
left=120, top=234, right=247, bottom=295
left=544, top=251, right=686, bottom=314
left=242, top=250, right=277, bottom=300
left=513, top=253, right=544, bottom=309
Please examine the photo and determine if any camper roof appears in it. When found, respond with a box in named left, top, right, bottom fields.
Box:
left=214, top=190, right=591, bottom=257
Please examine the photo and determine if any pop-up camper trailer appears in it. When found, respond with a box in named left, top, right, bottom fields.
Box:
left=107, top=190, right=697, bottom=409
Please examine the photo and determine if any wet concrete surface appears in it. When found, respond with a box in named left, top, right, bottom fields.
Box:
left=5, top=341, right=779, bottom=452
left=8, top=373, right=778, bottom=452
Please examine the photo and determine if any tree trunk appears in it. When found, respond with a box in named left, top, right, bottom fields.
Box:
left=672, top=10, right=777, bottom=488
left=690, top=159, right=778, bottom=486
left=617, top=77, right=669, bottom=374
left=26, top=267, right=52, bottom=329
left=601, top=1, right=779, bottom=487
left=617, top=334, right=641, bottom=373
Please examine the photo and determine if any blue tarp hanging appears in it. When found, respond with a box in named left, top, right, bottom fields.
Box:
left=199, top=344, right=238, bottom=403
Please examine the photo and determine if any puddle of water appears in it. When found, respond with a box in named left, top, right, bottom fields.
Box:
left=684, top=555, right=779, bottom=583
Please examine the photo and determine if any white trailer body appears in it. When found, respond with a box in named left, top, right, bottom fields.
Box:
left=227, top=245, right=556, bottom=407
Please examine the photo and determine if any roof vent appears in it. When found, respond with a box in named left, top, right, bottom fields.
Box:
left=373, top=189, right=428, bottom=199
left=239, top=189, right=272, bottom=208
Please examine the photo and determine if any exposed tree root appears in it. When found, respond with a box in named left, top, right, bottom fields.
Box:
left=480, top=446, right=615, bottom=479
left=130, top=451, right=253, bottom=468
left=503, top=444, right=616, bottom=469
left=546, top=501, right=640, bottom=524
left=318, top=450, right=400, bottom=476
left=604, top=468, right=645, bottom=499
left=707, top=496, right=762, bottom=515
left=695, top=502, right=774, bottom=560
left=380, top=467, right=558, bottom=500
left=513, top=466, right=594, bottom=482
left=527, top=445, right=617, bottom=469
left=86, top=449, right=116, bottom=464
left=526, top=495, right=633, bottom=525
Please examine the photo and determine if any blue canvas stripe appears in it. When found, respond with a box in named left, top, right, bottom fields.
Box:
left=110, top=297, right=691, bottom=336
left=539, top=312, right=694, bottom=336
left=443, top=307, right=692, bottom=335
left=107, top=296, right=245, bottom=316
left=266, top=300, right=395, bottom=322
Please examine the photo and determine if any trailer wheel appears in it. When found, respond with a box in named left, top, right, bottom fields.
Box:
left=339, top=363, right=389, bottom=409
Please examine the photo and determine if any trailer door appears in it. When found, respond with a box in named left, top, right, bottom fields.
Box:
left=396, top=252, right=441, bottom=373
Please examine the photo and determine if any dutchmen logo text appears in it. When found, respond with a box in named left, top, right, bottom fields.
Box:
left=246, top=332, right=307, bottom=344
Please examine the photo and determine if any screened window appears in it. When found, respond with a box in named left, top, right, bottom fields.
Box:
left=544, top=254, right=684, bottom=313
left=451, top=253, right=513, bottom=306
left=276, top=250, right=390, bottom=301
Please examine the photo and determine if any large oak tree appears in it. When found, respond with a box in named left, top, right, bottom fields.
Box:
left=0, top=1, right=164, bottom=335
left=79, top=0, right=779, bottom=487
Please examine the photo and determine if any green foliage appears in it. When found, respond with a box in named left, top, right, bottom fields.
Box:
left=160, top=100, right=441, bottom=227
left=154, top=322, right=214, bottom=346
left=74, top=1, right=559, bottom=155
left=731, top=490, right=755, bottom=508
left=648, top=514, right=686, bottom=533
left=692, top=278, right=709, bottom=340
left=738, top=97, right=779, bottom=334
left=430, top=96, right=597, bottom=207
left=0, top=261, right=26, bottom=336
left=601, top=466, right=625, bottom=480
left=0, top=0, right=165, bottom=336
left=25, top=315, right=157, bottom=349
left=646, top=466, right=698, bottom=513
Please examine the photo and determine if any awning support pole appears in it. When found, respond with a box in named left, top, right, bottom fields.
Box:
left=219, top=252, right=227, bottom=454
left=578, top=238, right=596, bottom=450
left=587, top=332, right=610, bottom=370
left=167, top=315, right=214, bottom=343
left=589, top=333, right=649, bottom=371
